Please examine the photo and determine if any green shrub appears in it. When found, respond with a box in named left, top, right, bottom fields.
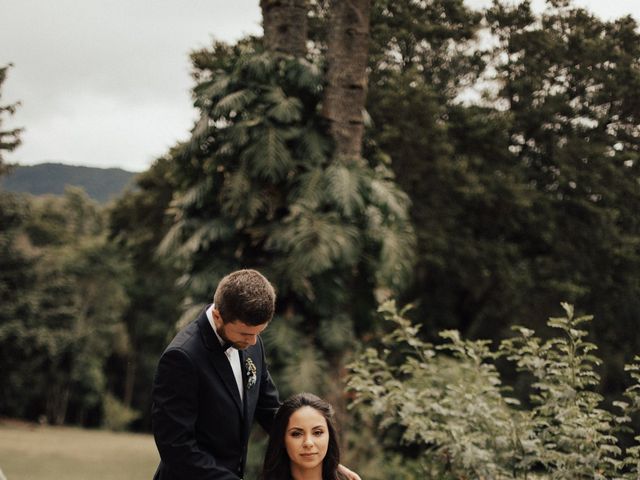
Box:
left=101, top=393, right=140, bottom=432
left=347, top=301, right=640, bottom=479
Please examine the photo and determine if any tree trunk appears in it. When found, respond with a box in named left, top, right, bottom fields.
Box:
left=47, top=382, right=70, bottom=425
left=123, top=355, right=137, bottom=407
left=260, top=0, right=308, bottom=57
left=322, top=0, right=371, bottom=160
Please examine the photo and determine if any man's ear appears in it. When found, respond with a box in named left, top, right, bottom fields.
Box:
left=212, top=308, right=223, bottom=326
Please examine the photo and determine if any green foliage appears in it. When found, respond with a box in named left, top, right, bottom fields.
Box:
left=366, top=0, right=640, bottom=409
left=107, top=157, right=181, bottom=428
left=0, top=188, right=132, bottom=425
left=164, top=38, right=414, bottom=307
left=484, top=0, right=640, bottom=395
left=158, top=40, right=416, bottom=445
left=0, top=64, right=22, bottom=175
left=347, top=301, right=640, bottom=479
left=101, top=393, right=141, bottom=431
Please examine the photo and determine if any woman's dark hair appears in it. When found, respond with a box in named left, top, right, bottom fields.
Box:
left=261, top=393, right=344, bottom=480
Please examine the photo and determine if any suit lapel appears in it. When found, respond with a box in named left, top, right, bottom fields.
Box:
left=239, top=349, right=249, bottom=418
left=240, top=348, right=256, bottom=440
left=197, top=311, right=244, bottom=417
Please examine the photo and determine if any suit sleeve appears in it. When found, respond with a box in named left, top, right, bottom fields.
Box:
left=152, top=348, right=240, bottom=480
left=253, top=337, right=281, bottom=432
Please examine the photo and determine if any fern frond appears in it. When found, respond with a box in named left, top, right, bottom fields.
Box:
left=298, top=127, right=330, bottom=166
left=290, top=167, right=326, bottom=208
left=285, top=57, right=323, bottom=93
left=192, top=113, right=212, bottom=140
left=213, top=89, right=257, bottom=118
left=326, top=163, right=366, bottom=217
left=193, top=74, right=230, bottom=106
left=243, top=127, right=294, bottom=182
left=262, top=314, right=304, bottom=357
left=220, top=170, right=268, bottom=225
left=318, top=314, right=354, bottom=351
left=226, top=123, right=251, bottom=149
left=373, top=217, right=416, bottom=291
left=178, top=219, right=235, bottom=256
left=221, top=169, right=250, bottom=211
left=279, top=126, right=303, bottom=142
left=369, top=176, right=412, bottom=222
left=236, top=52, right=276, bottom=82
left=157, top=219, right=188, bottom=256
left=282, top=343, right=329, bottom=395
left=268, top=210, right=360, bottom=276
left=264, top=87, right=303, bottom=124
left=175, top=179, right=212, bottom=210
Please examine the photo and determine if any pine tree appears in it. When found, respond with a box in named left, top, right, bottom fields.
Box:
left=0, top=64, right=22, bottom=175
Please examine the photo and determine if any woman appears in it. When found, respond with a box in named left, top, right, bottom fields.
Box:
left=261, top=393, right=347, bottom=480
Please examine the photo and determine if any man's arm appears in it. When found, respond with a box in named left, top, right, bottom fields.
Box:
left=152, top=348, right=239, bottom=480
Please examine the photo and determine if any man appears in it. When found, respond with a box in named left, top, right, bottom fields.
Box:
left=152, top=269, right=360, bottom=480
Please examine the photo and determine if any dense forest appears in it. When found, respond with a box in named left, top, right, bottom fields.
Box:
left=1, top=0, right=640, bottom=478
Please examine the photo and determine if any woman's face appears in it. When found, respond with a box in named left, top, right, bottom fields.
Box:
left=285, top=406, right=330, bottom=475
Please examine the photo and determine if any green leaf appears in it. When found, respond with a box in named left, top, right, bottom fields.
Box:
left=243, top=127, right=294, bottom=181
left=213, top=89, right=257, bottom=118
left=268, top=210, right=360, bottom=278
left=264, top=87, right=303, bottom=124
left=193, top=74, right=230, bottom=104
left=325, top=163, right=365, bottom=216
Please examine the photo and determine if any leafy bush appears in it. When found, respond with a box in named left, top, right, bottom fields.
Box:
left=347, top=301, right=640, bottom=479
left=101, top=394, right=140, bottom=432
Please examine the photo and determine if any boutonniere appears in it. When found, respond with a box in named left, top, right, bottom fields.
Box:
left=245, top=357, right=257, bottom=390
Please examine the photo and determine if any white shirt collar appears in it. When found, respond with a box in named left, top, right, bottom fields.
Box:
left=206, top=304, right=244, bottom=401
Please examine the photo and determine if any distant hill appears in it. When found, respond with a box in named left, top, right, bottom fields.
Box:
left=0, top=163, right=138, bottom=203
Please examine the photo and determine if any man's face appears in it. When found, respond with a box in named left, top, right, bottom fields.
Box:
left=213, top=309, right=268, bottom=350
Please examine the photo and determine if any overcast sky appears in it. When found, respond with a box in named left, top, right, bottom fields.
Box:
left=1, top=0, right=638, bottom=172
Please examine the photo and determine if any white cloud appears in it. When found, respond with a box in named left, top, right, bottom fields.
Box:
left=12, top=92, right=197, bottom=171
left=1, top=0, right=638, bottom=171
left=1, top=0, right=262, bottom=170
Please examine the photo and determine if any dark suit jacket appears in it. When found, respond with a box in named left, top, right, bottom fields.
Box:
left=152, top=307, right=280, bottom=479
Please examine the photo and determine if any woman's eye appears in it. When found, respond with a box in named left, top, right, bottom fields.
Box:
left=313, top=430, right=324, bottom=436
left=291, top=431, right=302, bottom=437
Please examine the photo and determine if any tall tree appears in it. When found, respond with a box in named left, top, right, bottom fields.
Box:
left=0, top=64, right=22, bottom=175
left=260, top=0, right=309, bottom=57
left=484, top=0, right=640, bottom=390
left=0, top=189, right=131, bottom=425
left=158, top=0, right=413, bottom=422
left=365, top=0, right=491, bottom=335
left=107, top=156, right=181, bottom=428
left=366, top=0, right=640, bottom=378
left=322, top=0, right=371, bottom=159
left=0, top=66, right=33, bottom=419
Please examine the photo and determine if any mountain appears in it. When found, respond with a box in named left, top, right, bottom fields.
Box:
left=0, top=163, right=138, bottom=203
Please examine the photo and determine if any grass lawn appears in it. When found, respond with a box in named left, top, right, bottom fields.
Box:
left=0, top=419, right=159, bottom=480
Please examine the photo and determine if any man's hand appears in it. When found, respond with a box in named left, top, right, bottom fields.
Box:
left=338, top=463, right=362, bottom=480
